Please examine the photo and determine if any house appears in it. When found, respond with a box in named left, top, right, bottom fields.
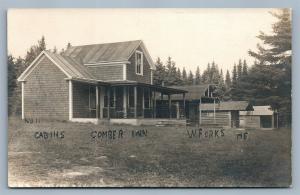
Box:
left=240, top=106, right=278, bottom=129
left=200, top=101, right=253, bottom=128
left=17, top=40, right=187, bottom=125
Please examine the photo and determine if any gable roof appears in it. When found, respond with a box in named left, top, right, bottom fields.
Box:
left=17, top=51, right=97, bottom=82
left=240, top=106, right=275, bottom=116
left=17, top=40, right=155, bottom=82
left=64, top=40, right=155, bottom=69
left=201, top=101, right=253, bottom=111
left=163, top=85, right=211, bottom=100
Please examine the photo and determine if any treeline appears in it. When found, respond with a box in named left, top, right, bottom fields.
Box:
left=153, top=57, right=248, bottom=100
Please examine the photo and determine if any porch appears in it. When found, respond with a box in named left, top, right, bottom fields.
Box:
left=69, top=80, right=187, bottom=125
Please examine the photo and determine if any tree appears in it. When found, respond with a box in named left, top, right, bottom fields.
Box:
left=242, top=59, right=248, bottom=76
left=187, top=71, right=194, bottom=85
left=241, top=9, right=291, bottom=126
left=225, top=70, right=231, bottom=89
left=53, top=46, right=57, bottom=53
left=237, top=59, right=243, bottom=80
left=24, top=36, right=47, bottom=67
left=67, top=42, right=72, bottom=49
left=153, top=57, right=166, bottom=85
left=182, top=67, right=187, bottom=84
left=248, top=9, right=291, bottom=66
left=195, top=66, right=201, bottom=85
left=232, top=63, right=238, bottom=88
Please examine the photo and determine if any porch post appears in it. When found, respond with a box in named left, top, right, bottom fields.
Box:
left=183, top=93, right=186, bottom=118
left=168, top=94, right=172, bottom=119
left=99, top=87, right=104, bottom=119
left=153, top=90, right=156, bottom=118
left=176, top=102, right=180, bottom=119
left=134, top=86, right=137, bottom=118
left=123, top=86, right=127, bottom=118
left=96, top=86, right=99, bottom=118
left=142, top=88, right=145, bottom=118
left=213, top=98, right=216, bottom=124
left=107, top=87, right=110, bottom=120
left=199, top=96, right=202, bottom=125
left=68, top=80, right=73, bottom=120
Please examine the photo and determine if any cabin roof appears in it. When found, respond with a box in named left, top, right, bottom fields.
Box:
left=201, top=101, right=253, bottom=111
left=164, top=85, right=212, bottom=100
left=240, top=106, right=275, bottom=116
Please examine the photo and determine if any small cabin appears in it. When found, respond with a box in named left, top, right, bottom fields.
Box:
left=240, top=106, right=278, bottom=129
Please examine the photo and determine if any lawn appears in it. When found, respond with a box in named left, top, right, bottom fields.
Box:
left=8, top=118, right=291, bottom=187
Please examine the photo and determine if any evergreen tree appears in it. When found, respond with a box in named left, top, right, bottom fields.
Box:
left=232, top=64, right=238, bottom=87
left=153, top=57, right=166, bottom=85
left=225, top=70, right=231, bottom=89
left=187, top=71, right=194, bottom=85
left=176, top=68, right=183, bottom=85
left=202, top=63, right=210, bottom=83
left=237, top=59, right=243, bottom=80
left=53, top=46, right=57, bottom=53
left=195, top=66, right=201, bottom=85
left=242, top=59, right=248, bottom=76
left=182, top=67, right=187, bottom=84
left=24, top=36, right=47, bottom=67
left=240, top=9, right=291, bottom=126
left=67, top=42, right=72, bottom=49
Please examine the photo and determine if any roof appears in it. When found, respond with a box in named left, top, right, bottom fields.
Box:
left=163, top=85, right=211, bottom=100
left=201, top=101, right=253, bottom=111
left=17, top=40, right=155, bottom=82
left=240, top=106, right=275, bottom=116
left=64, top=40, right=155, bottom=69
left=64, top=40, right=141, bottom=64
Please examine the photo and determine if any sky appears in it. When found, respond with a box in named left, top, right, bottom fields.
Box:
left=7, top=8, right=277, bottom=74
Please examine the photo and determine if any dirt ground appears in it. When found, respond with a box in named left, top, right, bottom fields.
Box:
left=8, top=118, right=291, bottom=187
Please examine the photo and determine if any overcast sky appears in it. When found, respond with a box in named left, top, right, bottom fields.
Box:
left=7, top=8, right=277, bottom=73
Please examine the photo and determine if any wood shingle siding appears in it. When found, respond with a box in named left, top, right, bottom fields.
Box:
left=23, top=56, right=69, bottom=120
left=127, top=46, right=152, bottom=84
left=87, top=65, right=123, bottom=81
left=72, top=82, right=93, bottom=118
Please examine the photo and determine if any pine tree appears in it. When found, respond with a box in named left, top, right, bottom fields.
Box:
left=176, top=68, right=183, bottom=85
left=237, top=59, right=243, bottom=80
left=53, top=46, right=57, bottom=53
left=67, top=42, right=72, bottom=49
left=232, top=64, right=238, bottom=87
left=195, top=66, right=201, bottom=85
left=187, top=71, right=194, bottom=85
left=182, top=67, right=187, bottom=84
left=153, top=57, right=166, bottom=85
left=242, top=59, right=248, bottom=76
left=24, top=36, right=47, bottom=67
left=225, top=70, right=231, bottom=89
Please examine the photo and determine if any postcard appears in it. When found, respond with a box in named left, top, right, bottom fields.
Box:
left=7, top=8, right=292, bottom=187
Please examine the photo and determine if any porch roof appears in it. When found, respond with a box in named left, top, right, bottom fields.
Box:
left=109, top=81, right=187, bottom=94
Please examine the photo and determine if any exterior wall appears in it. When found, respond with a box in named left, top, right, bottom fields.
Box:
left=23, top=56, right=69, bottom=120
left=87, top=65, right=123, bottom=81
left=240, top=115, right=261, bottom=128
left=127, top=46, right=152, bottom=84
left=73, top=82, right=95, bottom=118
left=201, top=111, right=231, bottom=127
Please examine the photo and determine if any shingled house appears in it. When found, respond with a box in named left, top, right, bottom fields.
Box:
left=17, top=40, right=187, bottom=125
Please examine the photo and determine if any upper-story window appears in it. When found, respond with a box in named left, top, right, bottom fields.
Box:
left=135, top=51, right=143, bottom=75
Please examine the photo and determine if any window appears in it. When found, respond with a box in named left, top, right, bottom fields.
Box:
left=135, top=51, right=143, bottom=75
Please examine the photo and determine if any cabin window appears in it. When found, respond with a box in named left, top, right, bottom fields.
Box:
left=104, top=87, right=115, bottom=107
left=135, top=51, right=143, bottom=75
left=89, top=86, right=96, bottom=110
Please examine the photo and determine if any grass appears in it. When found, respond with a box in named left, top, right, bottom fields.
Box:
left=8, top=117, right=291, bottom=187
